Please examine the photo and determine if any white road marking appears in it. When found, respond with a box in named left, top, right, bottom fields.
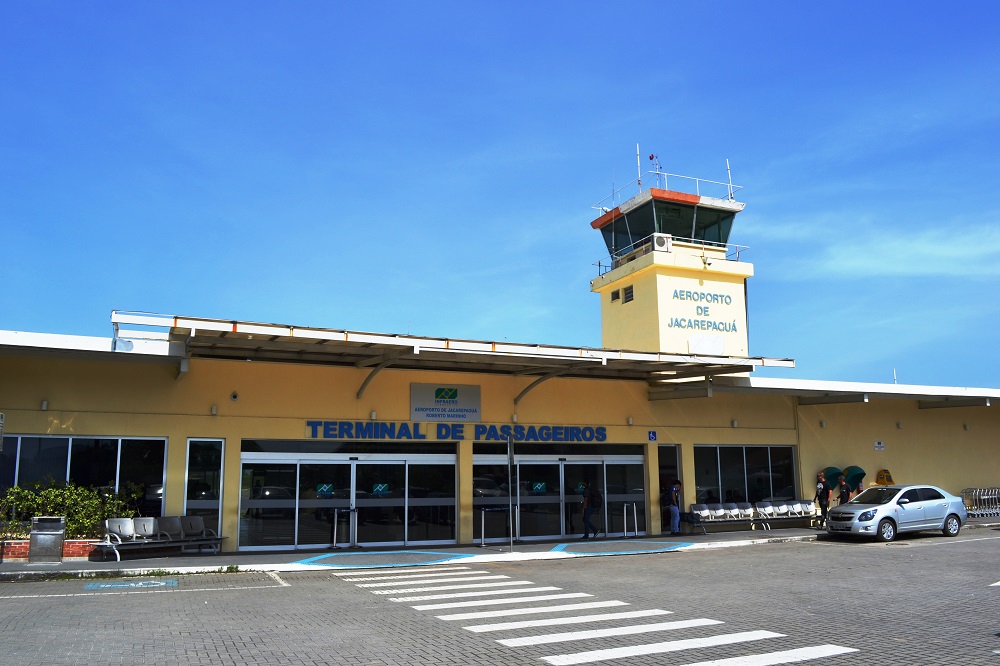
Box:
left=356, top=574, right=508, bottom=588
left=464, top=609, right=672, bottom=633
left=338, top=570, right=484, bottom=581
left=266, top=571, right=290, bottom=587
left=369, top=580, right=535, bottom=595
left=540, top=630, right=784, bottom=665
left=675, top=644, right=859, bottom=665
left=498, top=618, right=724, bottom=646
left=333, top=566, right=472, bottom=576
left=412, top=592, right=591, bottom=610
left=390, top=586, right=560, bottom=602
left=437, top=600, right=629, bottom=621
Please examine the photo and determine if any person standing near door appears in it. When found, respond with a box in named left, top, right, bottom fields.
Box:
left=667, top=480, right=682, bottom=535
left=580, top=480, right=599, bottom=539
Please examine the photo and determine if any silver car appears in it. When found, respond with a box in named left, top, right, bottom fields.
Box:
left=826, top=484, right=967, bottom=542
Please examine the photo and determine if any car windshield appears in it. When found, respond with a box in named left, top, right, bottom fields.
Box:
left=851, top=487, right=899, bottom=505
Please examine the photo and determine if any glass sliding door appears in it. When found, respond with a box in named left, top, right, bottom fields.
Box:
left=240, top=455, right=456, bottom=550
left=515, top=463, right=561, bottom=538
left=297, top=462, right=352, bottom=546
left=240, top=463, right=297, bottom=547
left=355, top=462, right=406, bottom=544
left=407, top=464, right=456, bottom=542
left=606, top=463, right=645, bottom=535
left=564, top=462, right=603, bottom=538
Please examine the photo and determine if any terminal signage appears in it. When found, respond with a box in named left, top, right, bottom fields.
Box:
left=305, top=420, right=607, bottom=442
left=667, top=289, right=740, bottom=333
left=410, top=383, right=482, bottom=422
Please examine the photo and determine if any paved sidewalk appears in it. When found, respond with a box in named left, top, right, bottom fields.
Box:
left=2, top=520, right=995, bottom=581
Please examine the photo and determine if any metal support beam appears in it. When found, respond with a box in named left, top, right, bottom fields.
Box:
left=356, top=359, right=396, bottom=399
left=918, top=397, right=991, bottom=410
left=798, top=393, right=869, bottom=406
left=513, top=364, right=592, bottom=405
left=648, top=380, right=713, bottom=401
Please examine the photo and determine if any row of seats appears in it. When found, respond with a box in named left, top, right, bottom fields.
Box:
left=96, top=515, right=224, bottom=561
left=105, top=515, right=217, bottom=542
left=687, top=500, right=818, bottom=532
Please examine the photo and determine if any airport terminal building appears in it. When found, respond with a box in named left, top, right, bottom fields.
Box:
left=2, top=175, right=997, bottom=551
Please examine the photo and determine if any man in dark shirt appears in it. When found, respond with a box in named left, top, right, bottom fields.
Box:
left=815, top=472, right=833, bottom=528
left=666, top=480, right=682, bottom=534
left=580, top=480, right=599, bottom=539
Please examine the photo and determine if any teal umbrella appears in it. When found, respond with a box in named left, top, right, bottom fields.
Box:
left=821, top=466, right=843, bottom=485
left=843, top=466, right=866, bottom=491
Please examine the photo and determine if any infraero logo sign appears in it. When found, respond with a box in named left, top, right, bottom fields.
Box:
left=411, top=383, right=482, bottom=422
left=435, top=387, right=458, bottom=401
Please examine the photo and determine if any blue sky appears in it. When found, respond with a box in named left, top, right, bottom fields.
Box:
left=2, top=2, right=998, bottom=388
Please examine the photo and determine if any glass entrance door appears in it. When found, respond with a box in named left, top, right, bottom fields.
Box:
left=240, top=463, right=297, bottom=547
left=515, top=463, right=561, bottom=538
left=563, top=462, right=604, bottom=538
left=355, top=462, right=406, bottom=544
left=241, top=459, right=415, bottom=549
left=297, top=462, right=352, bottom=546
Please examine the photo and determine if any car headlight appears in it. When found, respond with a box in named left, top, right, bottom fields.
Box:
left=858, top=510, right=877, bottom=522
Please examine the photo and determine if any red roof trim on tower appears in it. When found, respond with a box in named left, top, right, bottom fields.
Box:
left=590, top=207, right=622, bottom=229
left=590, top=189, right=707, bottom=230
left=648, top=188, right=701, bottom=206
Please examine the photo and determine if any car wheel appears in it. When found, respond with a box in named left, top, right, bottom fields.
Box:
left=942, top=514, right=961, bottom=537
left=876, top=518, right=896, bottom=542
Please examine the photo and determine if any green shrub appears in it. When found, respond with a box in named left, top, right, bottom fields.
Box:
left=0, top=481, right=143, bottom=539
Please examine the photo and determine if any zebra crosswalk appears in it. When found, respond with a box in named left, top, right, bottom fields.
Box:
left=334, top=565, right=859, bottom=665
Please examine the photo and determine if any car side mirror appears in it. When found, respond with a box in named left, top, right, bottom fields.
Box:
left=897, top=498, right=910, bottom=505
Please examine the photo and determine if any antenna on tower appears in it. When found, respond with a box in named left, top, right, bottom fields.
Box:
left=649, top=153, right=662, bottom=189
left=636, top=143, right=642, bottom=192
left=726, top=159, right=735, bottom=201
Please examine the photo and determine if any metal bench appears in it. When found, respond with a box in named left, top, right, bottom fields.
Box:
left=95, top=516, right=225, bottom=561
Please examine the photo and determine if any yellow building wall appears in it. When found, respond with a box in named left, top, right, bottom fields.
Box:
left=592, top=245, right=753, bottom=355
left=2, top=353, right=997, bottom=548
left=795, top=399, right=1000, bottom=497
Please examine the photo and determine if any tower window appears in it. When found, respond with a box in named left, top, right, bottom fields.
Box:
left=611, top=290, right=620, bottom=302
left=623, top=285, right=634, bottom=303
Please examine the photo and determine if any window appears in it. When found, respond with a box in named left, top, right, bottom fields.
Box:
left=611, top=290, right=620, bottom=302
left=1, top=437, right=17, bottom=493
left=694, top=445, right=797, bottom=504
left=69, top=438, right=118, bottom=488
left=919, top=487, right=944, bottom=501
left=16, top=437, right=69, bottom=487
left=187, top=439, right=224, bottom=533
left=623, top=285, right=634, bottom=303
left=4, top=436, right=166, bottom=512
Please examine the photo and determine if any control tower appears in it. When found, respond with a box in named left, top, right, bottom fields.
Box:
left=589, top=165, right=753, bottom=357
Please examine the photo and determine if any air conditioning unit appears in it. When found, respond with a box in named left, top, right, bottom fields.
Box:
left=652, top=233, right=672, bottom=252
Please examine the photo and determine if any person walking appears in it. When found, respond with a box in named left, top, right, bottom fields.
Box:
left=837, top=475, right=852, bottom=505
left=580, top=480, right=600, bottom=539
left=815, top=471, right=833, bottom=528
left=667, top=480, right=682, bottom=535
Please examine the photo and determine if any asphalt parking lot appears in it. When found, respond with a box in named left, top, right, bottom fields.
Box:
left=0, top=527, right=998, bottom=665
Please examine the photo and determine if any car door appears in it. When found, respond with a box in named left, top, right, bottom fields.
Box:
left=895, top=488, right=925, bottom=531
left=919, top=487, right=949, bottom=527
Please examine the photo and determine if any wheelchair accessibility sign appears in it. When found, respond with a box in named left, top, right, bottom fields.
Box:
left=85, top=579, right=178, bottom=590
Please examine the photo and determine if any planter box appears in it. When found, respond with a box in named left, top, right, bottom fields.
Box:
left=0, top=539, right=99, bottom=562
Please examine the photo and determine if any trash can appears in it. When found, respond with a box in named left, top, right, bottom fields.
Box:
left=29, top=516, right=66, bottom=563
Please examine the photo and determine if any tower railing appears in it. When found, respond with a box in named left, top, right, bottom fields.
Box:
left=594, top=233, right=749, bottom=276
left=592, top=169, right=743, bottom=215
